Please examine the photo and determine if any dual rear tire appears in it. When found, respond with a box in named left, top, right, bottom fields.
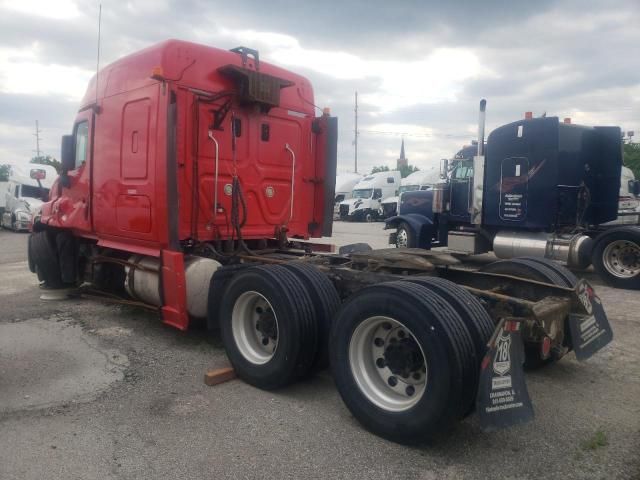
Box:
left=329, top=279, right=491, bottom=444
left=218, top=264, right=492, bottom=444
left=218, top=264, right=340, bottom=390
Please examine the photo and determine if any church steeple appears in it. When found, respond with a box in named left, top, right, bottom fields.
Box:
left=397, top=139, right=408, bottom=169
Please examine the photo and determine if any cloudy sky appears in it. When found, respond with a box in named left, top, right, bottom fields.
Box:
left=0, top=0, right=638, bottom=174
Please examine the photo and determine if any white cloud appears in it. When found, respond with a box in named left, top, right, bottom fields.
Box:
left=0, top=0, right=80, bottom=19
left=0, top=44, right=93, bottom=99
left=219, top=27, right=482, bottom=112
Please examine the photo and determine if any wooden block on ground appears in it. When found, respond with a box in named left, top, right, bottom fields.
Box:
left=204, top=367, right=236, bottom=386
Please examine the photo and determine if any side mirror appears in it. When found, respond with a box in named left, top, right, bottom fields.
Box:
left=630, top=179, right=640, bottom=197
left=61, top=135, right=75, bottom=172
left=440, top=158, right=449, bottom=179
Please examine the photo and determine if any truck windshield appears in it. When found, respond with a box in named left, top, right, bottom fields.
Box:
left=352, top=189, right=373, bottom=199
left=21, top=185, right=49, bottom=199
left=398, top=185, right=419, bottom=194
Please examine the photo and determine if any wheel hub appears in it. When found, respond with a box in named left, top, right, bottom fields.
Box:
left=255, top=310, right=277, bottom=342
left=396, top=229, right=408, bottom=248
left=603, top=240, right=640, bottom=278
left=383, top=337, right=424, bottom=378
left=231, top=291, right=279, bottom=365
left=348, top=316, right=427, bottom=412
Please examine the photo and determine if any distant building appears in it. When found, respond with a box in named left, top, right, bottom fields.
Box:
left=397, top=139, right=408, bottom=170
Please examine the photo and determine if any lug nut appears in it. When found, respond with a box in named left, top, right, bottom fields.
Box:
left=261, top=338, right=269, bottom=346
left=374, top=337, right=384, bottom=347
left=382, top=322, right=392, bottom=330
left=388, top=376, right=398, bottom=387
left=397, top=330, right=406, bottom=339
left=412, top=372, right=421, bottom=380
left=376, top=358, right=385, bottom=368
left=256, top=307, right=264, bottom=314
left=406, top=386, right=415, bottom=396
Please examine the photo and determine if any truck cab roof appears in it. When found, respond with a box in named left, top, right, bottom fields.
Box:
left=80, top=39, right=316, bottom=115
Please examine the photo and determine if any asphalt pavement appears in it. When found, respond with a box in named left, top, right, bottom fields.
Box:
left=0, top=224, right=639, bottom=479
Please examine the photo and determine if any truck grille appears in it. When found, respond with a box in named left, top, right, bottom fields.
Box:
left=382, top=202, right=397, bottom=218
left=339, top=204, right=350, bottom=218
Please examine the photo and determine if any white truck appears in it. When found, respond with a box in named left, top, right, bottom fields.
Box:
left=1, top=163, right=57, bottom=231
left=606, top=165, right=640, bottom=226
left=338, top=170, right=401, bottom=222
left=333, top=172, right=363, bottom=219
left=379, top=167, right=441, bottom=219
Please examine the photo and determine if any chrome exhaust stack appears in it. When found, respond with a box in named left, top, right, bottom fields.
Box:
left=470, top=99, right=486, bottom=225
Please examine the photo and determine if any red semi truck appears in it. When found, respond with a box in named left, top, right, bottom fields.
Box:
left=29, top=40, right=613, bottom=444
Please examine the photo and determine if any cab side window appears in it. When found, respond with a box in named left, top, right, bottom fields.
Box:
left=373, top=188, right=382, bottom=199
left=74, top=121, right=89, bottom=169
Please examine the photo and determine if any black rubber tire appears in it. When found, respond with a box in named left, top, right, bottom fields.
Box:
left=480, top=258, right=566, bottom=286
left=518, top=256, right=578, bottom=287
left=207, top=263, right=255, bottom=330
left=480, top=258, right=568, bottom=369
left=27, top=234, right=37, bottom=273
left=396, top=222, right=417, bottom=248
left=591, top=227, right=640, bottom=290
left=402, top=277, right=494, bottom=360
left=219, top=265, right=318, bottom=390
left=329, top=281, right=476, bottom=444
left=29, top=230, right=62, bottom=287
left=282, top=263, right=341, bottom=370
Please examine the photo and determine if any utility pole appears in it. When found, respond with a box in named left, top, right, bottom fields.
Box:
left=354, top=91, right=359, bottom=173
left=34, top=120, right=42, bottom=159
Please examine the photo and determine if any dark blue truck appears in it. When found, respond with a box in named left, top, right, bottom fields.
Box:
left=386, top=102, right=640, bottom=290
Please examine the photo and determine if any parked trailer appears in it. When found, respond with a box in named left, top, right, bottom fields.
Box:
left=28, top=40, right=613, bottom=444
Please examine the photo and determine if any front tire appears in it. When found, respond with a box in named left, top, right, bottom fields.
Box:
left=30, top=231, right=63, bottom=287
left=592, top=227, right=640, bottom=290
left=395, top=222, right=416, bottom=248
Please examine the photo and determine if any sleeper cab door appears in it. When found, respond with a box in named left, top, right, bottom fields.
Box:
left=114, top=98, right=154, bottom=237
left=93, top=92, right=157, bottom=242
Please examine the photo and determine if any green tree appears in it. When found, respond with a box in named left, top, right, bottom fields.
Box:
left=0, top=164, right=9, bottom=181
left=370, top=165, right=390, bottom=174
left=31, top=155, right=61, bottom=173
left=624, top=143, right=640, bottom=179
left=399, top=164, right=419, bottom=178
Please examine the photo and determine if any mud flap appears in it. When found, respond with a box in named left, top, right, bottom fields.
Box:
left=568, top=280, right=613, bottom=361
left=476, top=319, right=534, bottom=431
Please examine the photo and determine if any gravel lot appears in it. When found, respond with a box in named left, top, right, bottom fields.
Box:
left=1, top=224, right=639, bottom=480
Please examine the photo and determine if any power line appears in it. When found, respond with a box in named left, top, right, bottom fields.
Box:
left=359, top=129, right=471, bottom=139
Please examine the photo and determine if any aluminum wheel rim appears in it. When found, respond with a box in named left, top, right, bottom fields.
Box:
left=602, top=240, right=640, bottom=279
left=396, top=229, right=408, bottom=248
left=232, top=291, right=278, bottom=365
left=349, top=316, right=427, bottom=412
